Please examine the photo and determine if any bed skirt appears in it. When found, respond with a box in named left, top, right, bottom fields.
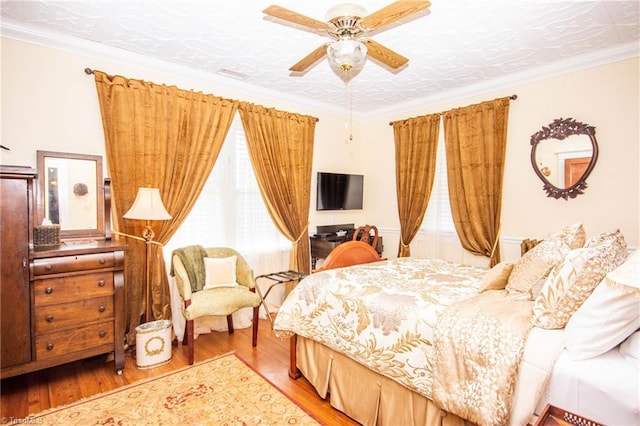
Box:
left=296, top=336, right=476, bottom=426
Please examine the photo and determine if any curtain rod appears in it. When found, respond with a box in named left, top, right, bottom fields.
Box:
left=84, top=67, right=320, bottom=122
left=388, top=94, right=518, bottom=126
left=87, top=67, right=513, bottom=127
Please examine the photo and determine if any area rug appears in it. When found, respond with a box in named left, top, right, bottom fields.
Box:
left=31, top=353, right=321, bottom=425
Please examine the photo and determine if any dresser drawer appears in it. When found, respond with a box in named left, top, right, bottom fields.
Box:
left=34, top=272, right=113, bottom=306
left=35, top=296, right=114, bottom=334
left=35, top=322, right=114, bottom=361
left=32, top=252, right=117, bottom=276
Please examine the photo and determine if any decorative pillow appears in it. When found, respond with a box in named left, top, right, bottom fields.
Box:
left=564, top=249, right=640, bottom=360
left=203, top=256, right=238, bottom=290
left=506, top=223, right=586, bottom=296
left=584, top=229, right=625, bottom=250
left=479, top=262, right=514, bottom=292
left=561, top=222, right=588, bottom=250
left=530, top=277, right=546, bottom=300
left=532, top=230, right=628, bottom=330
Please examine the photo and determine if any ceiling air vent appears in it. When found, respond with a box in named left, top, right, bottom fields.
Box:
left=216, top=68, right=248, bottom=80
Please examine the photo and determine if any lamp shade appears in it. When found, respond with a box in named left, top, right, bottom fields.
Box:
left=123, top=187, right=172, bottom=221
left=327, top=39, right=367, bottom=71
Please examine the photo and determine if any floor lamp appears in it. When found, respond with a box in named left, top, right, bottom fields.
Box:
left=123, top=187, right=173, bottom=369
left=123, top=187, right=172, bottom=323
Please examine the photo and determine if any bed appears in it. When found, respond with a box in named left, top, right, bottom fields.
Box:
left=273, top=224, right=639, bottom=426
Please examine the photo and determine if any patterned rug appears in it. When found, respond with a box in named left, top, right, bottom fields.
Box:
left=31, top=353, right=320, bottom=425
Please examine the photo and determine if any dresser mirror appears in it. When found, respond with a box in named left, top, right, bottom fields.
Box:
left=530, top=117, right=598, bottom=200
left=36, top=151, right=105, bottom=239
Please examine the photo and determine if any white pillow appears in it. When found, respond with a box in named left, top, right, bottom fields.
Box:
left=564, top=250, right=640, bottom=360
left=203, top=256, right=238, bottom=289
left=620, top=331, right=640, bottom=363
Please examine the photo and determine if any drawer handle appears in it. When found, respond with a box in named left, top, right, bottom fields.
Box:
left=99, top=331, right=107, bottom=338
left=46, top=315, right=54, bottom=322
left=46, top=343, right=54, bottom=351
left=99, top=258, right=106, bottom=265
left=98, top=305, right=106, bottom=313
left=44, top=264, right=53, bottom=271
left=45, top=287, right=53, bottom=295
left=97, top=280, right=106, bottom=287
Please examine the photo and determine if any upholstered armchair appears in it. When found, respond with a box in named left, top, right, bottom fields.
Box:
left=171, top=246, right=261, bottom=364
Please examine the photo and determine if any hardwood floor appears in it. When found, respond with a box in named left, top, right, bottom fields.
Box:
left=1, top=319, right=358, bottom=425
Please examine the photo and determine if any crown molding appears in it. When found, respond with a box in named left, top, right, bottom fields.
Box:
left=3, top=19, right=638, bottom=121
left=0, top=19, right=340, bottom=118
left=364, top=41, right=640, bottom=120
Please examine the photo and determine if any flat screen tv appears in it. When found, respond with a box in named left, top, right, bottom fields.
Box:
left=316, top=172, right=364, bottom=211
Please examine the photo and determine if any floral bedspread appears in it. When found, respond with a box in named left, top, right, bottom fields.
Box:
left=273, top=257, right=488, bottom=399
left=432, top=290, right=534, bottom=426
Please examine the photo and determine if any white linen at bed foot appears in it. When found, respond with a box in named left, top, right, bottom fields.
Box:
left=535, top=344, right=640, bottom=426
left=510, top=327, right=565, bottom=426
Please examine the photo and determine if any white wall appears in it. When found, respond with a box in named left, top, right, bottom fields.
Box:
left=0, top=37, right=347, bottom=168
left=2, top=37, right=638, bottom=266
left=358, top=58, right=640, bottom=263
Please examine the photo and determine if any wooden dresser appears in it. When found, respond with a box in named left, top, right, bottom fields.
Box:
left=1, top=239, right=127, bottom=379
left=0, top=166, right=36, bottom=371
left=1, top=159, right=127, bottom=379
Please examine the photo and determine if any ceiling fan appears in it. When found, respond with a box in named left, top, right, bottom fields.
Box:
left=263, top=1, right=431, bottom=74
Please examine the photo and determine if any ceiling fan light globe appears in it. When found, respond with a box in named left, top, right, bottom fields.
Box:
left=327, top=39, right=367, bottom=71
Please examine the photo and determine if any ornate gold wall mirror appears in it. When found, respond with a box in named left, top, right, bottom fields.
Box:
left=530, top=117, right=598, bottom=200
left=36, top=151, right=105, bottom=240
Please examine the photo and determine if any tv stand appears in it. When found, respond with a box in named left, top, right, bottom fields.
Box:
left=310, top=223, right=383, bottom=269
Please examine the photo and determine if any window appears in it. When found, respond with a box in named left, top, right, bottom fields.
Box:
left=422, top=130, right=456, bottom=233
left=164, top=116, right=290, bottom=261
left=164, top=116, right=291, bottom=328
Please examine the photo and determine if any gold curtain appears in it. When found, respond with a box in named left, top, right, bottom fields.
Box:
left=94, top=71, right=238, bottom=345
left=442, top=97, right=510, bottom=267
left=392, top=113, right=441, bottom=257
left=238, top=103, right=316, bottom=275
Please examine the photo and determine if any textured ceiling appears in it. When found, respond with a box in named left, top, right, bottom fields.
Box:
left=1, top=1, right=639, bottom=115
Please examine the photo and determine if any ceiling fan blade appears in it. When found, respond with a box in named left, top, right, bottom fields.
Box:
left=289, top=44, right=328, bottom=73
left=360, top=0, right=431, bottom=31
left=263, top=5, right=327, bottom=32
left=361, top=39, right=408, bottom=69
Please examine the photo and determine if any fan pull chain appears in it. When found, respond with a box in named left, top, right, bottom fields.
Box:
left=344, top=70, right=353, bottom=142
